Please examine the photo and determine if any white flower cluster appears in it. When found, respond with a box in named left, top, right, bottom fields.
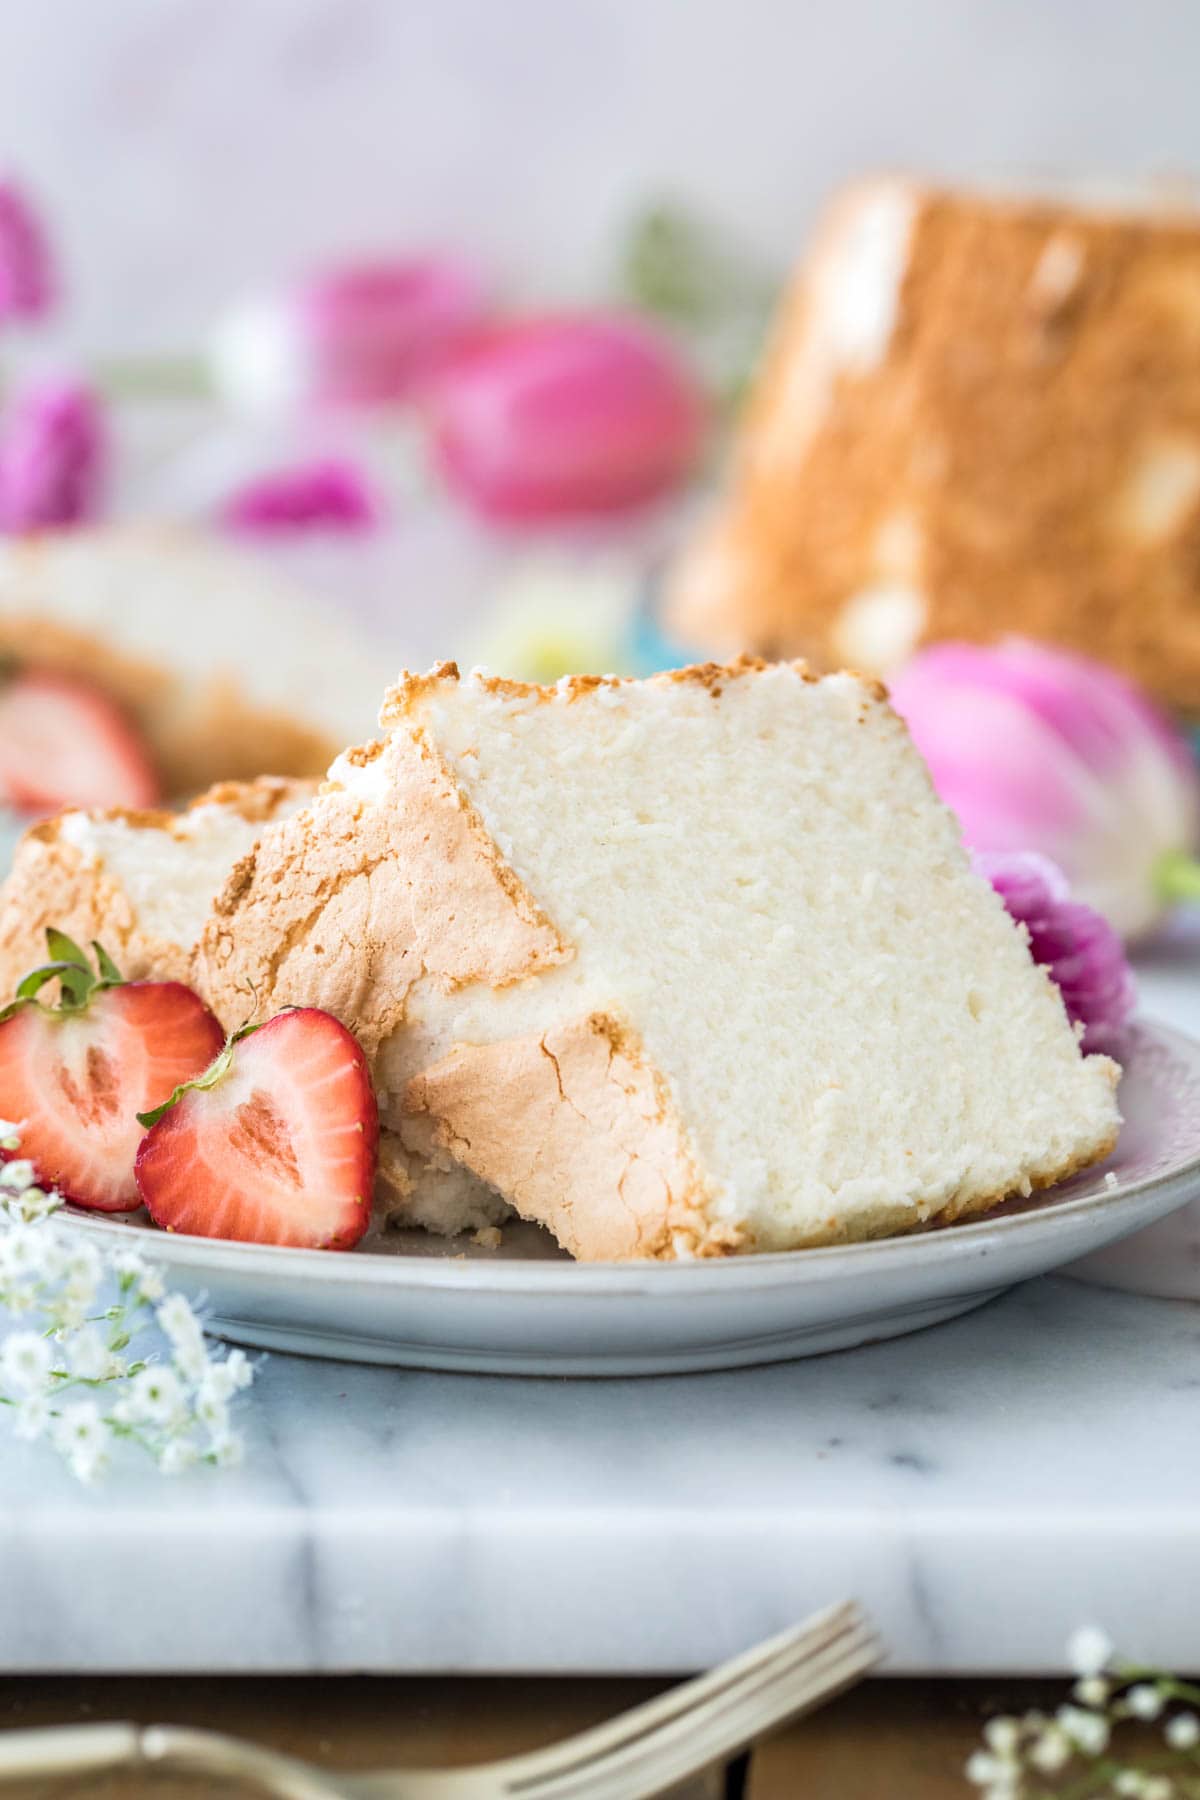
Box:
left=968, top=1628, right=1200, bottom=1799
left=0, top=1126, right=254, bottom=1483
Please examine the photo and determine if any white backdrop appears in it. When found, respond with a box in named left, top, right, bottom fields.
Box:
left=2, top=0, right=1200, bottom=353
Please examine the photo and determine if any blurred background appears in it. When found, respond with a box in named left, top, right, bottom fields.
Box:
left=2, top=0, right=1197, bottom=670
left=6, top=0, right=1198, bottom=353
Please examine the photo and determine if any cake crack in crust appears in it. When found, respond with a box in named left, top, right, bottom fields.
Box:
left=405, top=1011, right=734, bottom=1261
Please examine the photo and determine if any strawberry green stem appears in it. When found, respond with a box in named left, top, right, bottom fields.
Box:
left=1154, top=849, right=1200, bottom=906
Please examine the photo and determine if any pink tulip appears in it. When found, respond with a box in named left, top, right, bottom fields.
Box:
left=977, top=851, right=1136, bottom=1050
left=220, top=457, right=379, bottom=533
left=210, top=256, right=489, bottom=414
left=0, top=380, right=105, bottom=531
left=0, top=180, right=54, bottom=324
left=890, top=639, right=1200, bottom=940
left=428, top=313, right=709, bottom=522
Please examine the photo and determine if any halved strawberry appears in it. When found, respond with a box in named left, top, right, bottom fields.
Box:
left=0, top=932, right=224, bottom=1210
left=135, top=1008, right=377, bottom=1250
left=0, top=669, right=160, bottom=812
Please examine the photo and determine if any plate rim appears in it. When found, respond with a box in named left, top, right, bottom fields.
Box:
left=58, top=1017, right=1196, bottom=1298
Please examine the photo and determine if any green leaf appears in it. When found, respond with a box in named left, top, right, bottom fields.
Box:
left=0, top=932, right=127, bottom=1021
left=44, top=928, right=91, bottom=970
left=136, top=1021, right=261, bottom=1129
left=91, top=942, right=124, bottom=986
left=13, top=961, right=94, bottom=1009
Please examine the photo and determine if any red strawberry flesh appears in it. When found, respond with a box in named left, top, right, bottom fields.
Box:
left=0, top=982, right=224, bottom=1210
left=135, top=1008, right=377, bottom=1250
left=0, top=669, right=160, bottom=812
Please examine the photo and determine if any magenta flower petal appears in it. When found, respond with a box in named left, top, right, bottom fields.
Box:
left=299, top=258, right=489, bottom=407
left=0, top=180, right=55, bottom=324
left=0, top=380, right=105, bottom=531
left=976, top=850, right=1136, bottom=1049
left=428, top=312, right=710, bottom=523
left=891, top=638, right=1200, bottom=939
left=220, top=458, right=380, bottom=534
left=212, top=256, right=491, bottom=415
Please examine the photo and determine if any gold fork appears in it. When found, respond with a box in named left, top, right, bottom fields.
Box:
left=0, top=1601, right=879, bottom=1799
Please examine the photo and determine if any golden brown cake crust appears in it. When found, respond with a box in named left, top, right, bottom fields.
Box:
left=669, top=179, right=1200, bottom=710
left=0, top=777, right=313, bottom=1004
left=403, top=1010, right=741, bottom=1262
left=195, top=727, right=573, bottom=1047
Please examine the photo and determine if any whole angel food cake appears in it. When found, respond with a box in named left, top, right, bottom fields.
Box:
left=0, top=525, right=383, bottom=804
left=668, top=178, right=1200, bottom=710
left=0, top=776, right=313, bottom=996
left=162, top=657, right=1124, bottom=1261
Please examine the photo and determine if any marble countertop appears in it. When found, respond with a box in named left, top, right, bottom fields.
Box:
left=4, top=953, right=1200, bottom=1678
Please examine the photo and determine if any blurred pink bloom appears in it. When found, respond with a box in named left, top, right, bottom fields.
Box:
left=0, top=380, right=105, bottom=531
left=211, top=257, right=489, bottom=414
left=428, top=312, right=709, bottom=523
left=220, top=458, right=379, bottom=533
left=890, top=639, right=1200, bottom=940
left=977, top=850, right=1136, bottom=1050
left=0, top=180, right=55, bottom=323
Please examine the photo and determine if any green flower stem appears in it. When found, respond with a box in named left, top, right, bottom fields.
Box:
left=89, top=352, right=213, bottom=402
left=1154, top=849, right=1200, bottom=906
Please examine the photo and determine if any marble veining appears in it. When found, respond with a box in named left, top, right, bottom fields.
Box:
left=3, top=1275, right=1200, bottom=1676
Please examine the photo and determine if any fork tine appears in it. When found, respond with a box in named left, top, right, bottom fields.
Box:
left=531, top=1619, right=879, bottom=1800
left=501, top=1601, right=863, bottom=1791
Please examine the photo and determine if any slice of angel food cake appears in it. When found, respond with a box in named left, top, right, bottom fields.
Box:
left=0, top=777, right=314, bottom=997
left=180, top=657, right=1121, bottom=1262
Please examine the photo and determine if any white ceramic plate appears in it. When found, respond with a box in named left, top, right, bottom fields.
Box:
left=60, top=1020, right=1200, bottom=1376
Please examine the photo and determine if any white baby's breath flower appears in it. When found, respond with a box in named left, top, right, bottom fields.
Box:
left=1113, top=1774, right=1147, bottom=1797
left=196, top=1391, right=229, bottom=1437
left=110, top=1249, right=149, bottom=1284
left=52, top=1400, right=110, bottom=1483
left=0, top=1224, right=48, bottom=1279
left=1143, top=1779, right=1174, bottom=1800
left=125, top=1366, right=185, bottom=1428
left=11, top=1188, right=59, bottom=1224
left=1057, top=1702, right=1110, bottom=1755
left=62, top=1240, right=102, bottom=1292
left=111, top=1250, right=163, bottom=1303
left=67, top=1326, right=114, bottom=1382
left=157, top=1437, right=199, bottom=1476
left=1166, top=1710, right=1200, bottom=1749
left=965, top=1750, right=1018, bottom=1795
left=1028, top=1723, right=1073, bottom=1773
left=0, top=1329, right=53, bottom=1392
left=156, top=1294, right=204, bottom=1355
left=221, top=1349, right=254, bottom=1392
left=982, top=1717, right=1020, bottom=1757
left=0, top=1160, right=38, bottom=1192
left=196, top=1353, right=252, bottom=1411
left=12, top=1391, right=50, bottom=1441
left=1067, top=1625, right=1114, bottom=1677
left=1, top=1125, right=255, bottom=1484
left=1074, top=1675, right=1110, bottom=1707
left=209, top=1431, right=244, bottom=1469
left=1127, top=1684, right=1165, bottom=1721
